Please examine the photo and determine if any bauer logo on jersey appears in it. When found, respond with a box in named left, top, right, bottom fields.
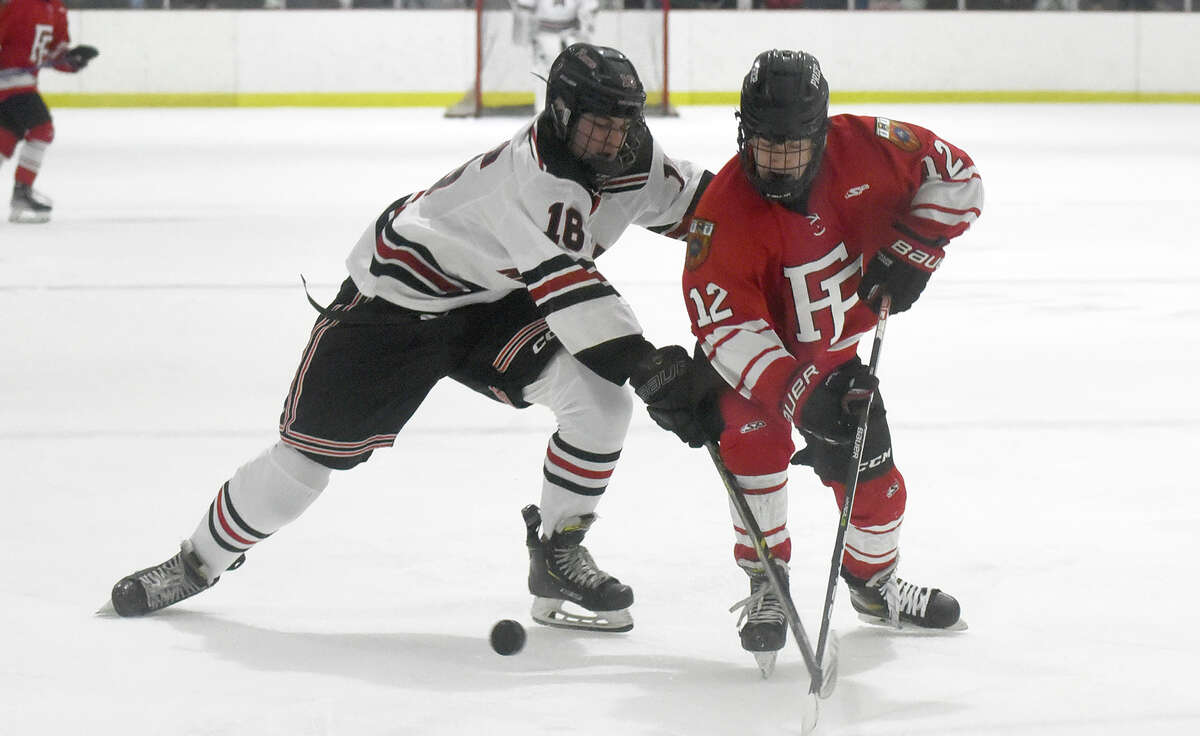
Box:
left=875, top=118, right=921, bottom=153
left=685, top=218, right=716, bottom=271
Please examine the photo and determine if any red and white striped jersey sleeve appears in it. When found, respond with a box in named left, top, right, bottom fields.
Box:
left=696, top=315, right=798, bottom=405
left=867, top=116, right=983, bottom=248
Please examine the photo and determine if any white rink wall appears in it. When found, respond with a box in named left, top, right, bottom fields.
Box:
left=41, top=10, right=1200, bottom=101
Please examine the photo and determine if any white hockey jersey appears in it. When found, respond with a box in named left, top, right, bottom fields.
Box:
left=516, top=0, right=597, bottom=36
left=345, top=116, right=709, bottom=361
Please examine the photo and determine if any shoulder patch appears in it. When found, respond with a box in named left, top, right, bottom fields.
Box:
left=684, top=218, right=716, bottom=271
left=875, top=117, right=921, bottom=153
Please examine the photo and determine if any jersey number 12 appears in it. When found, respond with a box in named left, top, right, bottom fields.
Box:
left=688, top=282, right=733, bottom=327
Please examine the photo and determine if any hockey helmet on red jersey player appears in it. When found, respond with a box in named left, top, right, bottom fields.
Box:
left=737, top=50, right=830, bottom=209
left=545, top=43, right=648, bottom=179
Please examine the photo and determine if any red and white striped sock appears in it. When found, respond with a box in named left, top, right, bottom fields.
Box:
left=189, top=442, right=331, bottom=580
left=538, top=432, right=620, bottom=534
left=729, top=468, right=791, bottom=567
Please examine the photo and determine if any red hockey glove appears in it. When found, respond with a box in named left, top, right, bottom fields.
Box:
left=858, top=238, right=944, bottom=314
left=787, top=360, right=878, bottom=446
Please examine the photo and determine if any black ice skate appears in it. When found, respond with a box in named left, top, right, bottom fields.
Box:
left=105, top=540, right=239, bottom=617
left=843, top=564, right=966, bottom=631
left=523, top=504, right=633, bottom=632
left=730, top=559, right=789, bottom=678
left=10, top=183, right=52, bottom=224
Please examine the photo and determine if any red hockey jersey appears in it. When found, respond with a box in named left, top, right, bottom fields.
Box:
left=0, top=0, right=70, bottom=93
left=682, top=114, right=983, bottom=419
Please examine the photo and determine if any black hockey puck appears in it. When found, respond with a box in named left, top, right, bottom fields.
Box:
left=489, top=619, right=526, bottom=656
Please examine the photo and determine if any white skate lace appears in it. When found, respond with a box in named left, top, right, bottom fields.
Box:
left=553, top=544, right=610, bottom=590
left=729, top=577, right=786, bottom=628
left=888, top=577, right=932, bottom=623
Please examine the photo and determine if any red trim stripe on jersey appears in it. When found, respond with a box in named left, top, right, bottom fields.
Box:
left=376, top=232, right=470, bottom=296
left=736, top=346, right=783, bottom=394
left=522, top=256, right=619, bottom=317
left=528, top=126, right=546, bottom=171
left=527, top=267, right=597, bottom=305
left=600, top=173, right=649, bottom=194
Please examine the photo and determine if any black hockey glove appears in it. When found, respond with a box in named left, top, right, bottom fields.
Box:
left=794, top=360, right=878, bottom=446
left=63, top=45, right=99, bottom=72
left=858, top=237, right=945, bottom=314
left=630, top=345, right=724, bottom=449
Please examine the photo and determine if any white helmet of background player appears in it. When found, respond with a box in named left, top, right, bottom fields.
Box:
left=737, top=49, right=830, bottom=210
left=545, top=43, right=648, bottom=179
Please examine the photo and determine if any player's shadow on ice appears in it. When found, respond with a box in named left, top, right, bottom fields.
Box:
left=161, top=611, right=747, bottom=692
left=159, top=612, right=957, bottom=733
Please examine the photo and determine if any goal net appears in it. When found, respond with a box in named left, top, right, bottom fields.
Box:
left=445, top=0, right=675, bottom=118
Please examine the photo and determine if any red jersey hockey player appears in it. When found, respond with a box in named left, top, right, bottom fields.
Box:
left=0, top=0, right=97, bottom=223
left=640, top=50, right=983, bottom=664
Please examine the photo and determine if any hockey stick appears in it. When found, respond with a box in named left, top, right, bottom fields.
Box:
left=704, top=440, right=826, bottom=690
left=811, top=293, right=892, bottom=692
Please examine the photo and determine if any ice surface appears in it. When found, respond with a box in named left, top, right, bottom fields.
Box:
left=2, top=104, right=1199, bottom=735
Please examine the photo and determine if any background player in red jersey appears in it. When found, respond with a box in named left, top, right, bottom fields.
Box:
left=639, top=50, right=983, bottom=660
left=0, top=0, right=97, bottom=223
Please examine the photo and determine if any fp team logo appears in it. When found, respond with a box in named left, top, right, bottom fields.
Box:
left=783, top=242, right=862, bottom=345
left=31, top=25, right=55, bottom=65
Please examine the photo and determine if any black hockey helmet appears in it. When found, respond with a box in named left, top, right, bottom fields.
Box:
left=545, top=43, right=648, bottom=178
left=737, top=50, right=830, bottom=206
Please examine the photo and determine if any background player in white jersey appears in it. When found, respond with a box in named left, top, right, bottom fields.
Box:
left=107, top=44, right=711, bottom=635
left=514, top=0, right=598, bottom=110
left=639, top=50, right=982, bottom=664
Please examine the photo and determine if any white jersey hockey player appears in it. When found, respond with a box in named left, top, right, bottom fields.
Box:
left=107, top=44, right=713, bottom=636
left=515, top=0, right=598, bottom=110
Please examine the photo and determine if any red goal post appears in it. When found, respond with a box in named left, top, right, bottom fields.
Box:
left=446, top=0, right=676, bottom=118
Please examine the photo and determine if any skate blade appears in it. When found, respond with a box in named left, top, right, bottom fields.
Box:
left=9, top=210, right=51, bottom=224
left=95, top=599, right=118, bottom=617
left=752, top=651, right=776, bottom=679
left=857, top=612, right=968, bottom=632
left=530, top=597, right=633, bottom=633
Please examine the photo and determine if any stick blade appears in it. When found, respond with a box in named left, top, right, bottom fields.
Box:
left=817, top=630, right=840, bottom=699
left=798, top=691, right=820, bottom=735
